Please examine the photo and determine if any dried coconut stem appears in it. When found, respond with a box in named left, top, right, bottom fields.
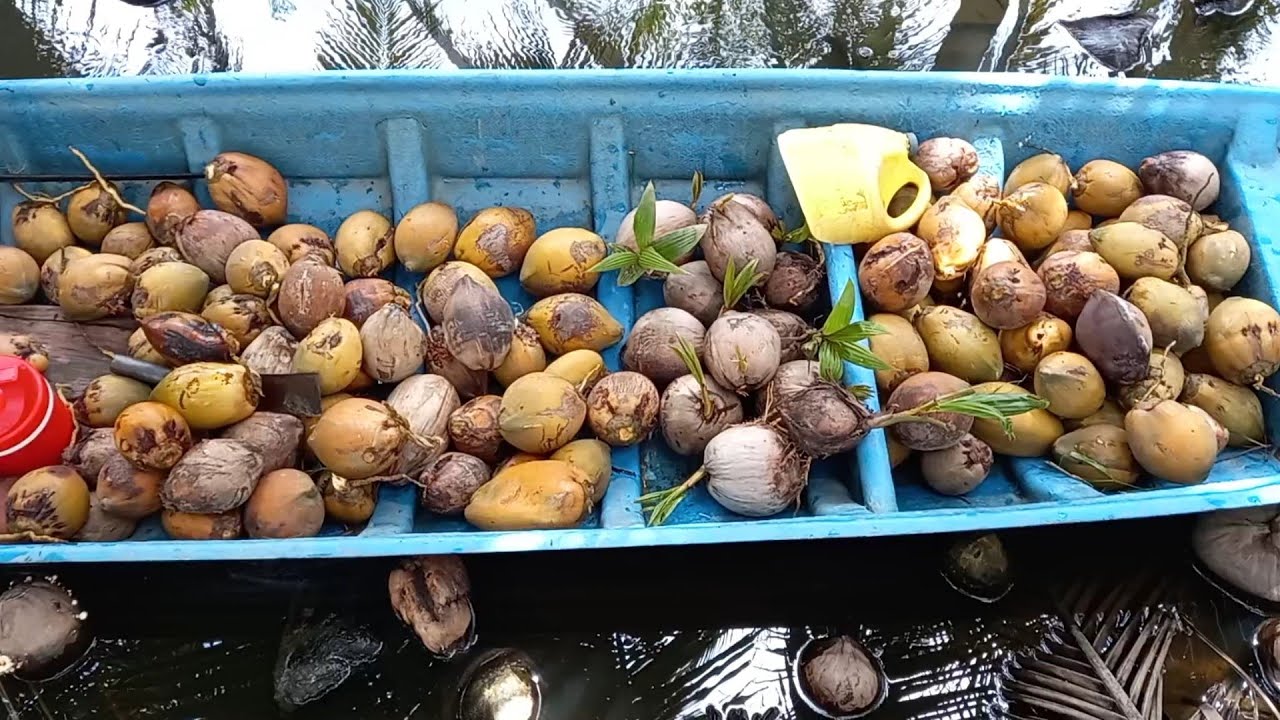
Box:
left=67, top=146, right=146, bottom=215
left=12, top=182, right=90, bottom=204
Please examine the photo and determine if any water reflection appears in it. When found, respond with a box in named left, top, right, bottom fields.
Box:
left=2, top=0, right=1278, bottom=83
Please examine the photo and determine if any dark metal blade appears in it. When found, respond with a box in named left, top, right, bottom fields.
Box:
left=259, top=373, right=323, bottom=417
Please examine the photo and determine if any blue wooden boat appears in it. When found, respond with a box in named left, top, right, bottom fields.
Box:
left=1, top=70, right=1279, bottom=563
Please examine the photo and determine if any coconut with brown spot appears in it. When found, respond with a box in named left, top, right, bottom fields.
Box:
left=276, top=259, right=345, bottom=339
left=244, top=469, right=325, bottom=539
left=11, top=201, right=74, bottom=264
left=267, top=223, right=336, bottom=266
left=0, top=334, right=50, bottom=373
left=96, top=453, right=164, bottom=520
left=201, top=293, right=273, bottom=349
left=162, top=509, right=243, bottom=540
left=341, top=277, right=412, bottom=328
left=586, top=372, right=660, bottom=447
left=453, top=206, right=537, bottom=278
left=67, top=183, right=126, bottom=245
left=146, top=182, right=200, bottom=246
left=113, top=401, right=193, bottom=471
left=527, top=293, right=624, bottom=355
left=519, top=227, right=608, bottom=297
left=205, top=151, right=288, bottom=226
left=336, top=210, right=396, bottom=278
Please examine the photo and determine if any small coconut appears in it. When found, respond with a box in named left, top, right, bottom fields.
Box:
left=914, top=306, right=1002, bottom=384
left=915, top=197, right=985, bottom=280
left=174, top=209, right=258, bottom=284
left=1037, top=251, right=1121, bottom=321
left=444, top=277, right=515, bottom=371
left=1125, top=277, right=1206, bottom=354
left=62, top=427, right=117, bottom=480
left=999, top=313, right=1073, bottom=374
left=224, top=239, right=288, bottom=298
left=75, top=493, right=138, bottom=541
left=498, top=372, right=586, bottom=454
left=307, top=398, right=410, bottom=480
left=454, top=207, right=537, bottom=278
left=319, top=472, right=377, bottom=525
left=1075, top=290, right=1154, bottom=385
left=778, top=382, right=874, bottom=458
left=998, top=181, right=1069, bottom=251
left=150, top=362, right=260, bottom=430
left=885, top=371, right=972, bottom=451
left=424, top=327, right=489, bottom=399
left=395, top=201, right=458, bottom=273
left=754, top=308, right=811, bottom=364
left=131, top=261, right=210, bottom=319
left=970, top=261, right=1046, bottom=330
left=969, top=381, right=1064, bottom=456
left=526, top=293, right=623, bottom=355
left=96, top=453, right=164, bottom=520
left=420, top=453, right=490, bottom=515
left=1033, top=351, right=1106, bottom=420
left=921, top=434, right=993, bottom=496
left=518, top=227, right=607, bottom=297
left=6, top=466, right=90, bottom=539
left=551, top=439, right=612, bottom=503
left=1053, top=425, right=1140, bottom=490
left=623, top=307, right=706, bottom=386
left=146, top=181, right=200, bottom=246
left=544, top=349, right=607, bottom=395
left=1183, top=373, right=1266, bottom=447
left=100, top=222, right=154, bottom=259
left=1126, top=400, right=1220, bottom=484
left=360, top=304, right=427, bottom=384
left=663, top=260, right=722, bottom=326
left=276, top=259, right=345, bottom=339
left=294, top=318, right=364, bottom=395
left=1004, top=155, right=1072, bottom=197
left=267, top=223, right=336, bottom=266
left=712, top=193, right=781, bottom=236
left=1188, top=230, right=1251, bottom=292
left=220, top=412, right=304, bottom=473
left=617, top=200, right=698, bottom=262
left=1089, top=222, right=1180, bottom=281
left=703, top=424, right=809, bottom=517
left=73, top=374, right=151, bottom=428
left=914, top=137, right=979, bottom=193
left=161, top=509, right=243, bottom=540
left=700, top=198, right=776, bottom=282
left=586, top=372, right=660, bottom=447
left=0, top=247, right=40, bottom=306
left=335, top=210, right=396, bottom=278
left=67, top=184, right=125, bottom=245
left=867, top=313, right=929, bottom=392
left=205, top=151, right=288, bottom=226
left=1117, top=351, right=1185, bottom=411
left=200, top=293, right=273, bottom=348
left=705, top=311, right=781, bottom=394
left=11, top=201, right=74, bottom=264
left=765, top=251, right=822, bottom=313
left=0, top=580, right=90, bottom=681
left=141, top=310, right=239, bottom=365
left=448, top=395, right=504, bottom=464
left=39, top=246, right=92, bottom=304
left=243, top=469, right=324, bottom=539
left=1139, top=150, right=1220, bottom=210
left=386, top=374, right=460, bottom=475
left=0, top=333, right=50, bottom=373
left=951, top=173, right=1001, bottom=230
left=1204, top=297, right=1280, bottom=386
left=858, top=232, right=935, bottom=311
left=493, top=323, right=547, bottom=388
left=1072, top=159, right=1142, bottom=217
left=418, top=261, right=498, bottom=324
left=1118, top=194, right=1203, bottom=249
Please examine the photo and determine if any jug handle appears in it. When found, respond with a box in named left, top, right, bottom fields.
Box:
left=879, top=160, right=932, bottom=234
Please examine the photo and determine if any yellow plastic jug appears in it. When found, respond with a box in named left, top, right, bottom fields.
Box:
left=777, top=123, right=933, bottom=245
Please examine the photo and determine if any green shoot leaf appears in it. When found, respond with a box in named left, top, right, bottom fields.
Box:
left=671, top=335, right=713, bottom=419
left=638, top=247, right=685, bottom=276
left=822, top=281, right=858, bottom=335
left=828, top=339, right=892, bottom=371
left=650, top=225, right=706, bottom=261
left=818, top=341, right=844, bottom=383
left=900, top=389, right=1050, bottom=437
left=849, top=384, right=873, bottom=401
left=634, top=182, right=657, bottom=251
left=690, top=170, right=704, bottom=209
left=617, top=265, right=646, bottom=287
left=721, top=257, right=765, bottom=310
left=783, top=223, right=811, bottom=244
left=588, top=247, right=641, bottom=274
left=825, top=320, right=887, bottom=346
left=1066, top=451, right=1122, bottom=484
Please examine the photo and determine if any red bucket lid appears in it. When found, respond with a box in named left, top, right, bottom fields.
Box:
left=0, top=356, right=55, bottom=453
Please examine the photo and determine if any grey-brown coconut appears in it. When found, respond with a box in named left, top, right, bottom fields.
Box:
left=220, top=412, right=304, bottom=474
left=388, top=555, right=474, bottom=657
left=885, top=372, right=973, bottom=451
left=174, top=209, right=258, bottom=284
left=420, top=453, right=490, bottom=515
left=443, top=277, right=514, bottom=371
left=161, top=438, right=265, bottom=514
left=276, top=259, right=345, bottom=339
left=622, top=307, right=705, bottom=386
left=1075, top=290, right=1154, bottom=385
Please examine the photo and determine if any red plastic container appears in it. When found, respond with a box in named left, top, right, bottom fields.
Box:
left=0, top=356, right=76, bottom=477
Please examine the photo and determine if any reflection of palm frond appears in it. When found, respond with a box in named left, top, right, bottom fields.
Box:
left=144, top=0, right=240, bottom=75
left=1005, top=577, right=1176, bottom=720
left=319, top=0, right=442, bottom=70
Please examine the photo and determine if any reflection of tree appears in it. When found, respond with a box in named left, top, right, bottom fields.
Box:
left=0, top=0, right=67, bottom=77
left=824, top=0, right=960, bottom=70
left=763, top=0, right=830, bottom=67
left=1000, top=0, right=1177, bottom=76
left=405, top=0, right=557, bottom=68
left=1155, top=0, right=1279, bottom=83
left=145, top=0, right=240, bottom=74
left=317, top=0, right=443, bottom=69
left=546, top=0, right=714, bottom=68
